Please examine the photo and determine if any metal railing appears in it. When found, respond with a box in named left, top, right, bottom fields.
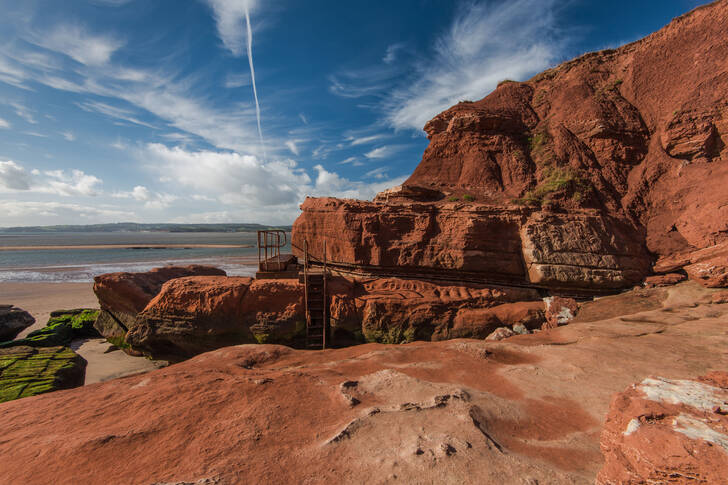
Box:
left=257, top=230, right=287, bottom=271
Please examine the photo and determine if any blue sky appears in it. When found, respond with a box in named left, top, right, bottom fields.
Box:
left=0, top=0, right=706, bottom=226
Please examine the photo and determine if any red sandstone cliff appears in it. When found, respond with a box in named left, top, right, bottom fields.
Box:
left=294, top=1, right=728, bottom=291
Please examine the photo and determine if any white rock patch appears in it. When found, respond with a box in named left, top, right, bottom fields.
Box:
left=624, top=418, right=641, bottom=436
left=673, top=414, right=728, bottom=452
left=638, top=377, right=726, bottom=412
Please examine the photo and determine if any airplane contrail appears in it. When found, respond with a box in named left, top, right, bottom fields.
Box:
left=244, top=2, right=266, bottom=161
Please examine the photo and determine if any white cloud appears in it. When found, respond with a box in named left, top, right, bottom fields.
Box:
left=365, top=167, right=388, bottom=179
left=11, top=102, right=36, bottom=124
left=0, top=117, right=9, bottom=129
left=298, top=113, right=308, bottom=124
left=42, top=169, right=102, bottom=196
left=349, top=134, right=387, bottom=146
left=142, top=143, right=407, bottom=222
left=34, top=25, right=124, bottom=66
left=383, top=43, right=405, bottom=64
left=0, top=160, right=103, bottom=196
left=385, top=0, right=564, bottom=130
left=224, top=73, right=250, bottom=88
left=61, top=131, right=75, bottom=141
left=285, top=140, right=300, bottom=156
left=76, top=101, right=156, bottom=129
left=329, top=65, right=400, bottom=99
left=205, top=0, right=259, bottom=56
left=0, top=200, right=132, bottom=225
left=364, top=145, right=405, bottom=159
left=113, top=184, right=178, bottom=209
left=0, top=161, right=32, bottom=190
left=338, top=156, right=362, bottom=166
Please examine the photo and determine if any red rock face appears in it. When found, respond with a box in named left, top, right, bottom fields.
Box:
left=93, top=265, right=227, bottom=316
left=128, top=276, right=254, bottom=361
left=293, top=1, right=728, bottom=289
left=92, top=265, right=227, bottom=345
left=126, top=275, right=547, bottom=359
left=293, top=198, right=650, bottom=292
left=597, top=373, right=728, bottom=484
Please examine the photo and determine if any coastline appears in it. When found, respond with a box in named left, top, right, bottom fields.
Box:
left=1, top=281, right=164, bottom=384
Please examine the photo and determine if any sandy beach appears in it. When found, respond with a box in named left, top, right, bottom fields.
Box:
left=1, top=282, right=164, bottom=384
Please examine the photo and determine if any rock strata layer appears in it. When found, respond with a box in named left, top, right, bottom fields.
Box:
left=125, top=274, right=547, bottom=360
left=93, top=265, right=226, bottom=344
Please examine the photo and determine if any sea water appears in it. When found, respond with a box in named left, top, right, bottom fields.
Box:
left=0, top=232, right=290, bottom=283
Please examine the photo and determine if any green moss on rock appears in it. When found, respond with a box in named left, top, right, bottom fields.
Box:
left=0, top=346, right=86, bottom=403
left=0, top=309, right=99, bottom=349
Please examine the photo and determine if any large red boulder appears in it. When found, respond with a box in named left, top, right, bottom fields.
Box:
left=92, top=265, right=226, bottom=340
left=597, top=373, right=728, bottom=484
left=127, top=276, right=254, bottom=361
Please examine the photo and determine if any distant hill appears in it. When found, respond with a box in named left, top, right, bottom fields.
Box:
left=0, top=223, right=292, bottom=233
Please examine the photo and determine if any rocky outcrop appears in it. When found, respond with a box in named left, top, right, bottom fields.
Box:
left=0, top=309, right=99, bottom=349
left=643, top=272, right=686, bottom=287
left=0, top=281, right=725, bottom=484
left=0, top=346, right=86, bottom=403
left=293, top=0, right=728, bottom=290
left=125, top=274, right=547, bottom=359
left=344, top=277, right=544, bottom=343
left=128, top=276, right=255, bottom=361
left=597, top=373, right=728, bottom=484
left=293, top=198, right=649, bottom=292
left=93, top=265, right=226, bottom=342
left=0, top=305, right=35, bottom=341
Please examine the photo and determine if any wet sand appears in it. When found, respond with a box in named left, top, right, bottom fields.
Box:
left=1, top=282, right=166, bottom=384
left=1, top=282, right=98, bottom=336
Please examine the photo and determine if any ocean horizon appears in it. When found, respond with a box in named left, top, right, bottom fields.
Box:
left=0, top=231, right=282, bottom=283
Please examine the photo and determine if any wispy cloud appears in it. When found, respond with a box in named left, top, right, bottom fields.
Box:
left=61, top=131, right=75, bottom=141
left=338, top=156, right=362, bottom=166
left=224, top=73, right=250, bottom=88
left=385, top=0, right=565, bottom=130
left=327, top=0, right=566, bottom=132
left=365, top=166, right=389, bottom=179
left=205, top=0, right=259, bottom=57
left=0, top=117, right=9, bottom=129
left=31, top=24, right=124, bottom=66
left=364, top=145, right=406, bottom=160
left=11, top=102, right=37, bottom=124
left=76, top=101, right=157, bottom=129
left=383, top=43, right=405, bottom=64
left=285, top=140, right=300, bottom=155
left=349, top=134, right=387, bottom=146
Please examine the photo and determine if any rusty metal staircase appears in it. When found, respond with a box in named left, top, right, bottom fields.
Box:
left=303, top=240, right=328, bottom=349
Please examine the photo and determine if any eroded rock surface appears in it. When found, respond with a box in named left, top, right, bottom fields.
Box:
left=128, top=276, right=254, bottom=361
left=0, top=282, right=725, bottom=484
left=597, top=373, right=728, bottom=484
left=93, top=265, right=226, bottom=341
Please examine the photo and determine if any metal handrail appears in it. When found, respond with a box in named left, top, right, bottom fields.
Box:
left=257, top=230, right=288, bottom=271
